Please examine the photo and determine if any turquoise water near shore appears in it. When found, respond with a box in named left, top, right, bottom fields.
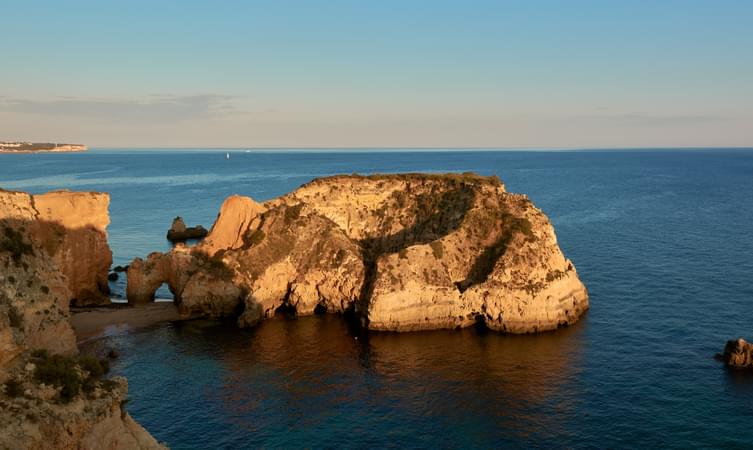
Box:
left=2, top=149, right=753, bottom=448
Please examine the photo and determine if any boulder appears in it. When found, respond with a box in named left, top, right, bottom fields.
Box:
left=722, top=338, right=753, bottom=369
left=166, top=216, right=208, bottom=242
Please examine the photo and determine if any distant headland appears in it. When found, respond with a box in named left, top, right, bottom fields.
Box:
left=0, top=141, right=87, bottom=153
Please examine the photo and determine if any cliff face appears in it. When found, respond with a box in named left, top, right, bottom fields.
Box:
left=32, top=191, right=113, bottom=306
left=128, top=173, right=589, bottom=333
left=0, top=216, right=76, bottom=366
left=0, top=189, right=164, bottom=450
left=0, top=375, right=164, bottom=450
left=0, top=189, right=112, bottom=306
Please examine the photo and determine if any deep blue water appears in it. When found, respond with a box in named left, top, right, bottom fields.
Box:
left=1, top=149, right=752, bottom=448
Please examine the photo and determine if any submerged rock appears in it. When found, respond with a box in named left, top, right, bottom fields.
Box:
left=166, top=216, right=208, bottom=242
left=722, top=338, right=753, bottom=369
left=127, top=173, right=589, bottom=333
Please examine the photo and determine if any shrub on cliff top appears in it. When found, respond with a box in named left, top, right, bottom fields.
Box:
left=33, top=354, right=81, bottom=402
left=32, top=352, right=111, bottom=402
left=191, top=249, right=235, bottom=282
left=7, top=305, right=23, bottom=328
left=284, top=203, right=304, bottom=224
left=3, top=378, right=24, bottom=398
left=247, top=229, right=266, bottom=246
left=322, top=172, right=503, bottom=187
left=0, top=226, right=34, bottom=266
left=430, top=241, right=444, bottom=259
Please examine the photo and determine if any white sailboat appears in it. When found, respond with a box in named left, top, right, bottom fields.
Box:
left=225, top=152, right=230, bottom=160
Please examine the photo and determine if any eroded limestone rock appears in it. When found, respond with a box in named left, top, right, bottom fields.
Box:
left=127, top=173, right=589, bottom=334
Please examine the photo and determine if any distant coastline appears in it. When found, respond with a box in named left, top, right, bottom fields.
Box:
left=0, top=141, right=87, bottom=153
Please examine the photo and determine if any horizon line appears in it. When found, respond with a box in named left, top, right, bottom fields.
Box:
left=87, top=146, right=753, bottom=152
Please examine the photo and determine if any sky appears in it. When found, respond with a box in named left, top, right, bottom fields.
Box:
left=1, top=0, right=751, bottom=148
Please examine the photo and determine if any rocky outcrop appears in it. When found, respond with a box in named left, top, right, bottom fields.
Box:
left=33, top=191, right=113, bottom=306
left=0, top=222, right=76, bottom=366
left=0, top=189, right=112, bottom=306
left=722, top=338, right=753, bottom=369
left=200, top=195, right=266, bottom=256
left=127, top=173, right=589, bottom=334
left=1, top=372, right=164, bottom=450
left=166, top=216, right=208, bottom=243
left=0, top=188, right=164, bottom=449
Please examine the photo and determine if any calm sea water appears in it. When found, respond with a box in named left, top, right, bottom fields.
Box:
left=1, top=149, right=752, bottom=448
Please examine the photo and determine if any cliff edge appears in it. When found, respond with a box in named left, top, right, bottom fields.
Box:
left=128, top=173, right=589, bottom=333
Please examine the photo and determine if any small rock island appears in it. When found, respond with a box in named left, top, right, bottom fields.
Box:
left=0, top=142, right=87, bottom=153
left=166, top=216, right=208, bottom=243
left=722, top=338, right=753, bottom=369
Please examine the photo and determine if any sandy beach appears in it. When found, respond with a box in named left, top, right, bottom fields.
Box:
left=70, top=302, right=183, bottom=341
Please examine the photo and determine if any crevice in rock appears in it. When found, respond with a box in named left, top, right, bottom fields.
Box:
left=473, top=313, right=488, bottom=335
left=274, top=283, right=297, bottom=319
left=456, top=214, right=534, bottom=293
left=357, top=186, right=476, bottom=322
left=313, top=302, right=327, bottom=315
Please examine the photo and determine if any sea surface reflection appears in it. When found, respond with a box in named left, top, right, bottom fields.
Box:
left=85, top=315, right=587, bottom=449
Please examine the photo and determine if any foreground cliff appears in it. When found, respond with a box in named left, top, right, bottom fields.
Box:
left=128, top=173, right=589, bottom=333
left=0, top=189, right=164, bottom=449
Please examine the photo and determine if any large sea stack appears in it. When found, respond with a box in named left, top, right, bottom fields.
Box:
left=127, top=173, right=589, bottom=332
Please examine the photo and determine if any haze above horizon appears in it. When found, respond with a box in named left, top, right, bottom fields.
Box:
left=1, top=1, right=751, bottom=148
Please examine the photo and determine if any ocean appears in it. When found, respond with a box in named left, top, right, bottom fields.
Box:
left=1, top=148, right=752, bottom=448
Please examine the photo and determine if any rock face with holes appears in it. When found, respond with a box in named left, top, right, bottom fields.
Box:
left=127, top=173, right=589, bottom=333
left=0, top=188, right=164, bottom=449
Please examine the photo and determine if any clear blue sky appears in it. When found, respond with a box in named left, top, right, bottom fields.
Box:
left=1, top=0, right=751, bottom=147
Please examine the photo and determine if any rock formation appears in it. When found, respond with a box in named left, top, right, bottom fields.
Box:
left=0, top=189, right=112, bottom=306
left=1, top=372, right=164, bottom=450
left=0, top=188, right=164, bottom=449
left=127, top=173, right=589, bottom=333
left=166, top=216, right=208, bottom=242
left=722, top=338, right=753, bottom=369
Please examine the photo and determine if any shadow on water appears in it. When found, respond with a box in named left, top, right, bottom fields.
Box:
left=724, top=367, right=753, bottom=391
left=95, top=313, right=589, bottom=448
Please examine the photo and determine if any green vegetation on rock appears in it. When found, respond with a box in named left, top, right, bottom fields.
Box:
left=32, top=351, right=111, bottom=403
left=0, top=226, right=34, bottom=266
